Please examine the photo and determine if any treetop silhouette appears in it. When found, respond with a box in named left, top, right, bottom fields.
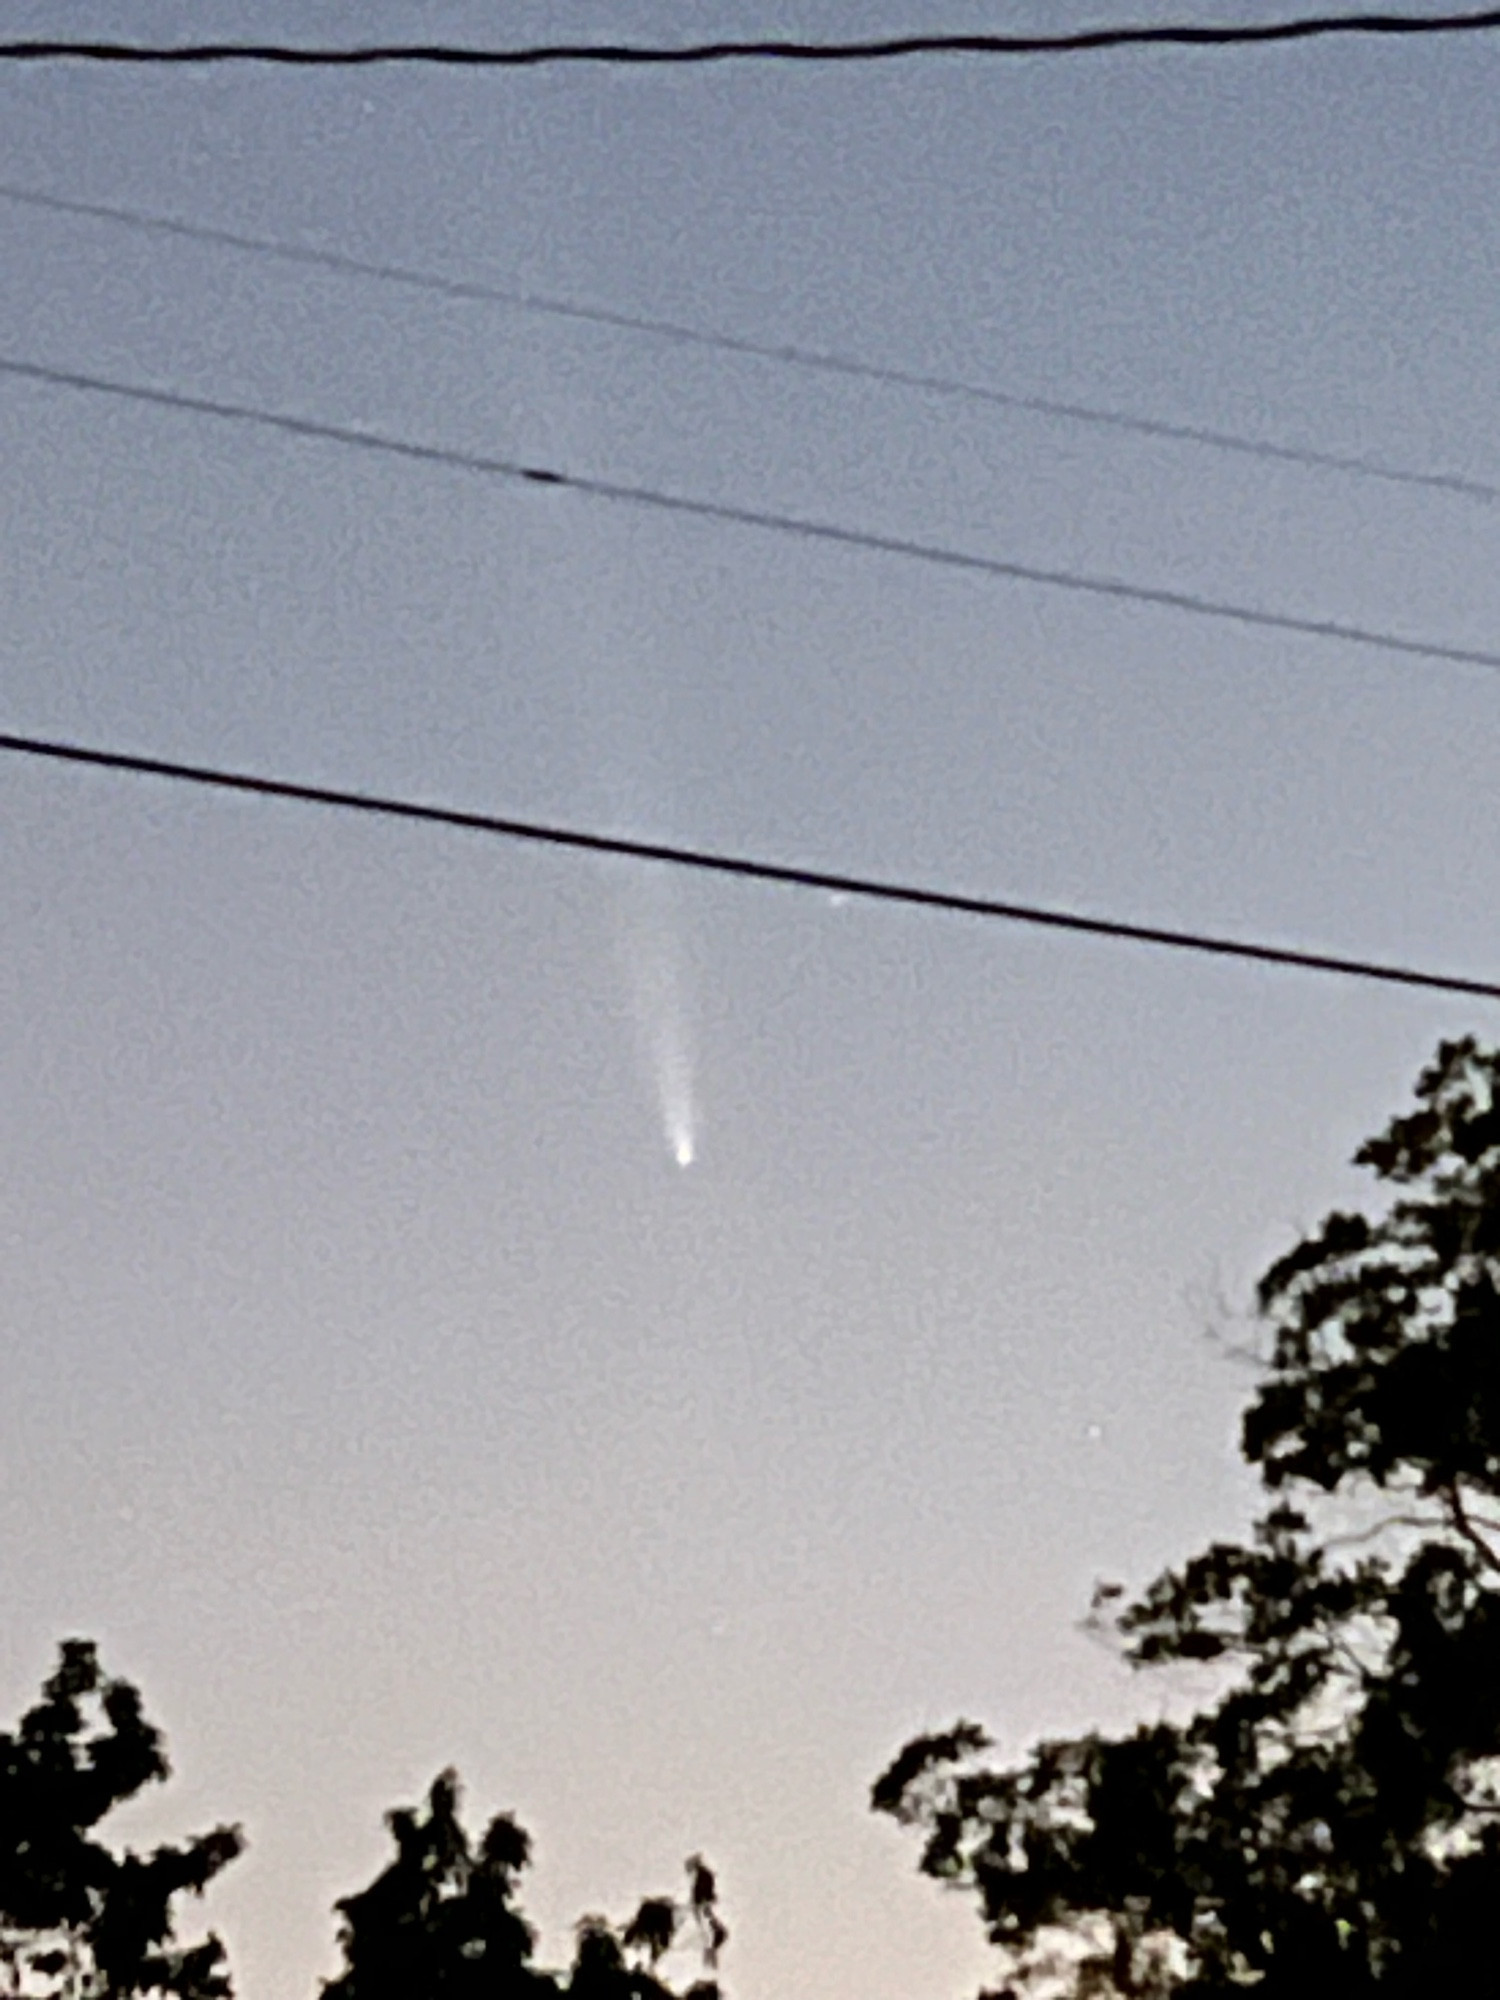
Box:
left=874, top=1034, right=1500, bottom=1996
left=0, top=1637, right=242, bottom=2000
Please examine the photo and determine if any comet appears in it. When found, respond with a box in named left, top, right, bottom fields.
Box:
left=617, top=863, right=700, bottom=1170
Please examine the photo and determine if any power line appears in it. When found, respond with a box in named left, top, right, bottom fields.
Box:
left=4, top=182, right=1493, bottom=511
left=4, top=10, right=1500, bottom=66
left=3, top=730, right=1495, bottom=1002
left=6, top=350, right=1500, bottom=677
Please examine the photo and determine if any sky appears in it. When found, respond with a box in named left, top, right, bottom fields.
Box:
left=3, top=2, right=1500, bottom=1995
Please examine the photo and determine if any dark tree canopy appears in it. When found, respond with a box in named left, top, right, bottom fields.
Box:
left=0, top=1639, right=243, bottom=2000
left=2, top=1648, right=728, bottom=2000
left=321, top=1767, right=551, bottom=2000
left=874, top=1036, right=1500, bottom=1997
left=323, top=1770, right=727, bottom=2000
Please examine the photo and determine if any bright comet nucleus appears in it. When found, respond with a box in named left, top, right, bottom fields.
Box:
left=616, top=863, right=702, bottom=1172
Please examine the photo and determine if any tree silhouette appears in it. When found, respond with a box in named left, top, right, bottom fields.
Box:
left=874, top=1035, right=1500, bottom=1997
left=0, top=1649, right=728, bottom=2000
left=320, top=1768, right=550, bottom=2000
left=323, top=1774, right=726, bottom=2000
left=0, top=1639, right=242, bottom=2000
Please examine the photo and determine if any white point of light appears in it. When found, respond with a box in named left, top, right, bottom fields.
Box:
left=674, top=1132, right=695, bottom=1170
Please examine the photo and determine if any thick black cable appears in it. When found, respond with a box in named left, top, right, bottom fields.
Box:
left=2, top=731, right=1495, bottom=1001
left=5, top=352, right=1499, bottom=676
left=4, top=181, right=1493, bottom=510
left=4, top=10, right=1500, bottom=65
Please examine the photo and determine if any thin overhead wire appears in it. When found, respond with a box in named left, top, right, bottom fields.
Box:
left=5, top=351, right=1499, bottom=677
left=4, top=10, right=1500, bottom=65
left=3, top=731, right=1495, bottom=1002
left=3, top=181, right=1493, bottom=510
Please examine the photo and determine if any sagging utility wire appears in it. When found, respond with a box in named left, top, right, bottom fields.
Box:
left=5, top=353, right=1500, bottom=678
left=3, top=181, right=1493, bottom=510
left=4, top=10, right=1500, bottom=67
left=2, top=731, right=1497, bottom=1004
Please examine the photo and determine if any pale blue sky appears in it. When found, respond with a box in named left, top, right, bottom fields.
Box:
left=3, top=4, right=1499, bottom=1996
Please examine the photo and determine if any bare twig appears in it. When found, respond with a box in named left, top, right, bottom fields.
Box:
left=1442, top=1483, right=1500, bottom=1574
left=1320, top=1513, right=1443, bottom=1553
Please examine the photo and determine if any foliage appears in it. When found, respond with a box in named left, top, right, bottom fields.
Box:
left=321, top=1767, right=548, bottom=2000
left=874, top=1036, right=1500, bottom=1997
left=323, top=1771, right=726, bottom=2000
left=1, top=1643, right=727, bottom=2000
left=0, top=1639, right=242, bottom=2000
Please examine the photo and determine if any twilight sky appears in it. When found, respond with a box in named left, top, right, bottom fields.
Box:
left=3, top=4, right=1500, bottom=1996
